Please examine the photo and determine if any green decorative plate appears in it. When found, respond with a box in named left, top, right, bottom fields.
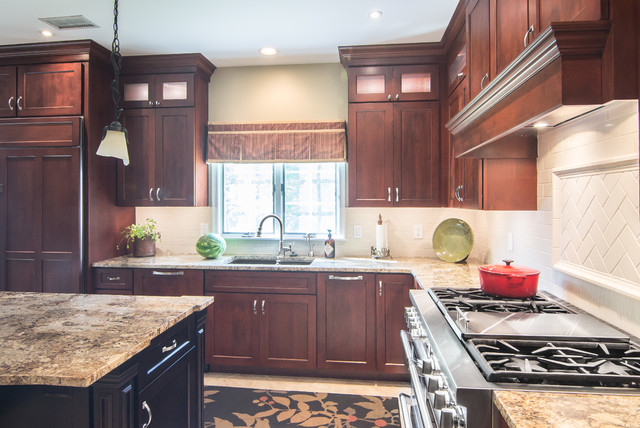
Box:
left=432, top=218, right=474, bottom=263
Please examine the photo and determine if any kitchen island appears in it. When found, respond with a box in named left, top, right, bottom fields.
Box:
left=0, top=291, right=213, bottom=428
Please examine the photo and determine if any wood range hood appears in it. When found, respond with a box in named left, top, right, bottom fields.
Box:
left=447, top=15, right=639, bottom=159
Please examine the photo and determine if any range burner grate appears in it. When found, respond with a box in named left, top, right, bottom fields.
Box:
left=468, top=338, right=640, bottom=387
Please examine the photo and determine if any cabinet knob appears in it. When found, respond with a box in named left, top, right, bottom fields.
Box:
left=148, top=101, right=154, bottom=106
left=524, top=25, right=535, bottom=48
left=457, top=72, right=464, bottom=80
left=16, top=96, right=23, bottom=111
left=8, top=96, right=14, bottom=111
left=388, top=94, right=392, bottom=101
left=395, top=93, right=399, bottom=101
left=155, top=100, right=160, bottom=106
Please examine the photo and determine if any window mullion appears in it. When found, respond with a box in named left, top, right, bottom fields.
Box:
left=274, top=164, right=284, bottom=221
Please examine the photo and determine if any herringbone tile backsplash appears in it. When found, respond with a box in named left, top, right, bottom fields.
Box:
left=559, top=166, right=640, bottom=283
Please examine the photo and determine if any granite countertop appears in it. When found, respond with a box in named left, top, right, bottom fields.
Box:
left=0, top=292, right=213, bottom=388
left=92, top=254, right=484, bottom=290
left=494, top=390, right=640, bottom=428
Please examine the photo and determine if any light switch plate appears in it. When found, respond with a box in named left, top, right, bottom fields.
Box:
left=413, top=224, right=423, bottom=239
left=353, top=224, right=362, bottom=239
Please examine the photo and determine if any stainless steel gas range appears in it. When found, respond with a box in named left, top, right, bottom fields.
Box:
left=398, top=287, right=640, bottom=428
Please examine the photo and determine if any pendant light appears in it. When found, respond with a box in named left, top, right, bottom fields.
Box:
left=96, top=0, right=130, bottom=165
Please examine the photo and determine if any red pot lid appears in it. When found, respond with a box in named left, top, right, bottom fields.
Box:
left=479, top=259, right=540, bottom=276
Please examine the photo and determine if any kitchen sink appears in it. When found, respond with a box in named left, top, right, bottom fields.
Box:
left=227, top=255, right=315, bottom=265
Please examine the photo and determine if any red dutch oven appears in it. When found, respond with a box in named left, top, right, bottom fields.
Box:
left=478, top=260, right=540, bottom=298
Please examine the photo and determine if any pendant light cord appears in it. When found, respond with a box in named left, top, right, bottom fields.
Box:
left=110, top=0, right=123, bottom=122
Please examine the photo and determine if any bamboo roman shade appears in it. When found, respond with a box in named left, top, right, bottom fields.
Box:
left=206, top=121, right=346, bottom=163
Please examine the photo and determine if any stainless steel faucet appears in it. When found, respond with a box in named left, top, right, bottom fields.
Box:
left=256, top=214, right=287, bottom=257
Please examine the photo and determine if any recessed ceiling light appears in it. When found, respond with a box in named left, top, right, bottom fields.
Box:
left=369, top=10, right=383, bottom=19
left=260, top=47, right=278, bottom=56
left=40, top=30, right=53, bottom=37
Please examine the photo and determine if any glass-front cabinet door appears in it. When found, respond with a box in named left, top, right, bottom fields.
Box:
left=122, top=73, right=194, bottom=108
left=348, top=64, right=439, bottom=102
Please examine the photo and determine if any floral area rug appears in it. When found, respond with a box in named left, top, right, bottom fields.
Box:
left=203, top=386, right=400, bottom=427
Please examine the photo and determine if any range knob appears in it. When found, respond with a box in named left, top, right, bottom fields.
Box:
left=426, top=375, right=443, bottom=393
left=440, top=406, right=466, bottom=428
left=433, top=390, right=450, bottom=410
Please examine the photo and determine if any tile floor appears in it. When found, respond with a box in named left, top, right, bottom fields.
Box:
left=204, top=372, right=411, bottom=398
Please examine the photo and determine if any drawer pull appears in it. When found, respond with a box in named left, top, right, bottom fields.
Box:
left=142, top=401, right=152, bottom=428
left=261, top=299, right=265, bottom=315
left=105, top=276, right=121, bottom=281
left=379, top=280, right=383, bottom=296
left=162, top=339, right=178, bottom=353
left=152, top=270, right=184, bottom=276
left=328, top=275, right=363, bottom=281
left=253, top=299, right=258, bottom=315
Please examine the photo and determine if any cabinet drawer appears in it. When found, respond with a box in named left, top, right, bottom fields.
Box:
left=134, top=269, right=203, bottom=296
left=205, top=271, right=316, bottom=294
left=93, top=268, right=133, bottom=291
left=138, top=319, right=193, bottom=388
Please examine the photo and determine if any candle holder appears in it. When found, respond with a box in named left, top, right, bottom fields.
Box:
left=371, top=246, right=392, bottom=259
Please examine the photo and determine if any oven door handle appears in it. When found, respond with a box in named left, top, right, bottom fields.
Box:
left=398, top=393, right=429, bottom=428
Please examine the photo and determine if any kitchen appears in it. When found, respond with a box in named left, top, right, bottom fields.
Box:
left=1, top=0, right=640, bottom=427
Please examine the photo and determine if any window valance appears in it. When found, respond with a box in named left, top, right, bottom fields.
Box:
left=206, top=121, right=346, bottom=163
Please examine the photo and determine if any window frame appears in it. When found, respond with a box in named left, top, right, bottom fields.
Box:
left=211, top=162, right=346, bottom=239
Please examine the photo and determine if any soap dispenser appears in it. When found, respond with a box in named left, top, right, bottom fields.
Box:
left=324, top=230, right=335, bottom=258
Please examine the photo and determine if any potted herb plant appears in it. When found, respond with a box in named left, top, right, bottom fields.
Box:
left=117, top=218, right=161, bottom=257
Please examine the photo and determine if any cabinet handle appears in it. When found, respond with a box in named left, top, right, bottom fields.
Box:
left=328, top=275, right=363, bottom=281
left=149, top=187, right=154, bottom=202
left=105, top=276, right=121, bottom=281
left=148, top=101, right=153, bottom=106
left=142, top=401, right=152, bottom=428
left=379, top=280, right=383, bottom=297
left=457, top=72, right=464, bottom=80
left=387, top=187, right=391, bottom=202
left=261, top=300, right=265, bottom=315
left=395, top=187, right=399, bottom=203
left=8, top=96, right=14, bottom=111
left=16, top=96, right=22, bottom=111
left=162, top=339, right=177, bottom=353
left=459, top=184, right=464, bottom=202
left=151, top=270, right=184, bottom=276
left=155, top=100, right=160, bottom=106
left=156, top=187, right=161, bottom=201
left=395, top=93, right=399, bottom=101
left=523, top=25, right=535, bottom=48
left=387, top=94, right=392, bottom=101
left=253, top=299, right=258, bottom=315
left=480, top=73, right=489, bottom=90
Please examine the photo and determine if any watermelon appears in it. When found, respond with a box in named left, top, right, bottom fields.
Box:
left=196, top=233, right=227, bottom=259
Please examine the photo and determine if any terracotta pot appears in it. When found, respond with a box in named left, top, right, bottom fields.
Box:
left=133, top=237, right=156, bottom=257
left=478, top=260, right=540, bottom=298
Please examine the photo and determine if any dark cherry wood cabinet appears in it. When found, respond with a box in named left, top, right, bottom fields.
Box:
left=117, top=54, right=215, bottom=207
left=0, top=63, right=82, bottom=118
left=205, top=271, right=316, bottom=370
left=92, top=268, right=134, bottom=294
left=467, top=0, right=491, bottom=100
left=317, top=273, right=377, bottom=372
left=348, top=101, right=440, bottom=207
left=0, top=41, right=136, bottom=293
left=375, top=274, right=413, bottom=374
left=347, top=65, right=439, bottom=103
left=133, top=268, right=203, bottom=296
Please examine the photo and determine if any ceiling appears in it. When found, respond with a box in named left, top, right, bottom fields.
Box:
left=0, top=0, right=459, bottom=67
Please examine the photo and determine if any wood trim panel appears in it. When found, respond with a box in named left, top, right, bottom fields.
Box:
left=205, top=270, right=317, bottom=294
left=0, top=116, right=82, bottom=147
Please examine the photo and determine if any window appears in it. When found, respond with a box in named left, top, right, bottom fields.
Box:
left=218, top=163, right=343, bottom=237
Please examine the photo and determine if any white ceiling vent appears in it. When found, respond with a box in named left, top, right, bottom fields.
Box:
left=39, top=15, right=98, bottom=30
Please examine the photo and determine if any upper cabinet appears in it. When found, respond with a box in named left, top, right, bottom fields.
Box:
left=0, top=63, right=82, bottom=117
left=117, top=54, right=215, bottom=207
left=466, top=0, right=491, bottom=100
left=348, top=65, right=439, bottom=103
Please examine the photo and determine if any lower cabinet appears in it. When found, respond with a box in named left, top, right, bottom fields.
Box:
left=207, top=292, right=317, bottom=370
left=133, top=268, right=203, bottom=296
left=317, top=273, right=377, bottom=372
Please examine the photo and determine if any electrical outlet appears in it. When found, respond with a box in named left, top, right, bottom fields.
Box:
left=353, top=224, right=362, bottom=238
left=200, top=223, right=209, bottom=236
left=413, top=224, right=423, bottom=239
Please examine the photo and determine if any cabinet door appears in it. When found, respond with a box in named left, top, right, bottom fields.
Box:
left=494, top=0, right=532, bottom=75
left=133, top=269, right=203, bottom=296
left=482, top=158, right=537, bottom=210
left=207, top=293, right=260, bottom=367
left=154, top=108, right=195, bottom=206
left=155, top=74, right=194, bottom=108
left=0, top=147, right=81, bottom=293
left=461, top=157, right=482, bottom=209
left=17, top=63, right=82, bottom=117
left=448, top=88, right=465, bottom=207
left=347, top=103, right=393, bottom=207
left=260, top=294, right=316, bottom=369
left=118, top=109, right=156, bottom=206
left=0, top=67, right=16, bottom=118
left=391, top=65, right=439, bottom=101
left=347, top=66, right=394, bottom=102
left=537, top=0, right=603, bottom=34
left=393, top=101, right=440, bottom=207
left=121, top=75, right=155, bottom=109
left=138, top=347, right=197, bottom=428
left=375, top=274, right=413, bottom=373
left=317, top=273, right=376, bottom=371
left=467, top=0, right=491, bottom=100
